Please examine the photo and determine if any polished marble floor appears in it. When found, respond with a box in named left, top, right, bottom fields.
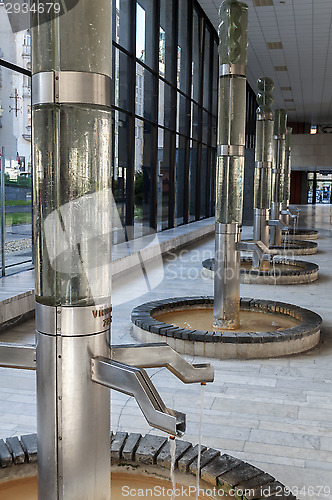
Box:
left=0, top=205, right=332, bottom=500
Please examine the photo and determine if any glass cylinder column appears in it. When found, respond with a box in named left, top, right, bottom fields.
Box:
left=214, top=0, right=248, bottom=329
left=270, top=109, right=287, bottom=246
left=31, top=2, right=112, bottom=499
left=282, top=127, right=293, bottom=225
left=253, top=77, right=274, bottom=268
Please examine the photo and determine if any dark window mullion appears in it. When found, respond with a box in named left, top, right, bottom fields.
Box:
left=206, top=27, right=214, bottom=217
left=168, top=0, right=179, bottom=229
left=126, top=0, right=137, bottom=233
left=196, top=14, right=205, bottom=220
left=150, top=0, right=160, bottom=231
left=183, top=0, right=193, bottom=225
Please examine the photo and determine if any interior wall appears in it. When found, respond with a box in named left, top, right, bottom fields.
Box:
left=290, top=171, right=308, bottom=204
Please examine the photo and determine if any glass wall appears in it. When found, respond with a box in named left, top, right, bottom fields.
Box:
left=113, top=0, right=219, bottom=236
left=0, top=5, right=33, bottom=275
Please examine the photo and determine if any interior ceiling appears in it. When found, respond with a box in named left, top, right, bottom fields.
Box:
left=199, top=0, right=332, bottom=125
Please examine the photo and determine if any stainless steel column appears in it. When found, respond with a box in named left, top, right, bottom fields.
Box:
left=253, top=78, right=274, bottom=268
left=31, top=1, right=112, bottom=499
left=270, top=109, right=287, bottom=246
left=213, top=0, right=248, bottom=329
left=282, top=127, right=293, bottom=225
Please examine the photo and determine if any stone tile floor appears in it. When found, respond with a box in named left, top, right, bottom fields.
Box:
left=1, top=205, right=332, bottom=499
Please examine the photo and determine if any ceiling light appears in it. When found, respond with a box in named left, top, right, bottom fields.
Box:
left=274, top=66, right=287, bottom=71
left=267, top=42, right=283, bottom=49
left=253, top=0, right=273, bottom=6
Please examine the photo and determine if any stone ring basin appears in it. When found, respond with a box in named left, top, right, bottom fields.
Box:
left=0, top=432, right=298, bottom=500
left=202, top=257, right=319, bottom=284
left=282, top=228, right=319, bottom=240
left=240, top=239, right=318, bottom=256
left=131, top=297, right=322, bottom=359
left=269, top=239, right=318, bottom=256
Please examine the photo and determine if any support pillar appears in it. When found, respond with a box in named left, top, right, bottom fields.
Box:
left=31, top=2, right=113, bottom=499
left=270, top=109, right=287, bottom=246
left=252, top=77, right=274, bottom=268
left=282, top=127, right=292, bottom=225
left=213, top=0, right=248, bottom=329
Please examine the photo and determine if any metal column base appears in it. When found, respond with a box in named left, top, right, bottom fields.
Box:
left=270, top=202, right=282, bottom=246
left=213, top=223, right=241, bottom=329
left=253, top=209, right=269, bottom=269
left=36, top=303, right=111, bottom=500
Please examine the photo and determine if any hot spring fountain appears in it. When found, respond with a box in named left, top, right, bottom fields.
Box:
left=132, top=0, right=322, bottom=359
left=202, top=79, right=319, bottom=284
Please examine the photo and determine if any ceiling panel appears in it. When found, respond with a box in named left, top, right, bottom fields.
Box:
left=199, top=0, right=332, bottom=124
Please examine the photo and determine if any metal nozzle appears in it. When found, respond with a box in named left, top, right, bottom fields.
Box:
left=110, top=343, right=214, bottom=384
left=238, top=239, right=274, bottom=268
left=280, top=209, right=297, bottom=219
left=91, top=357, right=186, bottom=436
left=268, top=219, right=288, bottom=230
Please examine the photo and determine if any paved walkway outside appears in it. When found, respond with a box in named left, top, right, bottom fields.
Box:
left=0, top=205, right=332, bottom=500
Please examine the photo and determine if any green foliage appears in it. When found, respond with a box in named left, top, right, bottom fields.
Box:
left=5, top=200, right=31, bottom=206
left=4, top=174, right=32, bottom=188
left=5, top=212, right=32, bottom=226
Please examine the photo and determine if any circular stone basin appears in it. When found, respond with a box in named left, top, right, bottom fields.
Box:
left=131, top=297, right=322, bottom=359
left=282, top=228, right=319, bottom=240
left=270, top=239, right=318, bottom=256
left=0, top=474, right=208, bottom=500
left=0, top=431, right=297, bottom=500
left=202, top=257, right=319, bottom=284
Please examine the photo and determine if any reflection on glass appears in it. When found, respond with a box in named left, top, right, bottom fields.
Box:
left=203, top=28, right=211, bottom=111
left=136, top=3, right=146, bottom=62
left=136, top=63, right=154, bottom=122
left=212, top=41, right=218, bottom=115
left=158, top=81, right=172, bottom=129
left=113, top=48, right=130, bottom=112
left=189, top=140, right=198, bottom=222
left=136, top=0, right=155, bottom=69
left=192, top=9, right=201, bottom=103
left=134, top=118, right=154, bottom=237
left=113, top=111, right=128, bottom=237
left=200, top=146, right=208, bottom=218
left=114, top=0, right=131, bottom=50
left=177, top=0, right=189, bottom=92
left=0, top=66, right=32, bottom=275
left=0, top=6, right=31, bottom=68
left=175, top=134, right=187, bottom=226
left=160, top=0, right=174, bottom=82
left=176, top=93, right=189, bottom=136
left=157, top=128, right=171, bottom=231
